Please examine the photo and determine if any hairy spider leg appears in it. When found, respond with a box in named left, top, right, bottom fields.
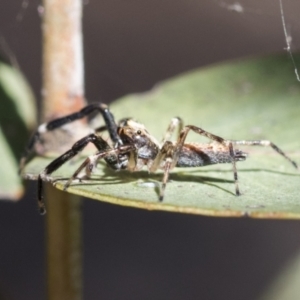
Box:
left=230, top=140, right=298, bottom=169
left=161, top=117, right=183, bottom=144
left=63, top=144, right=134, bottom=190
left=37, top=133, right=116, bottom=215
left=172, top=125, right=241, bottom=196
left=127, top=150, right=139, bottom=171
left=147, top=117, right=184, bottom=200
left=93, top=124, right=108, bottom=134
left=159, top=142, right=174, bottom=201
left=93, top=116, right=135, bottom=134
left=19, top=103, right=122, bottom=172
left=83, top=116, right=134, bottom=135
left=151, top=125, right=240, bottom=200
left=148, top=141, right=175, bottom=201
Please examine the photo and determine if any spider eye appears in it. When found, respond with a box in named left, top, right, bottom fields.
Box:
left=137, top=130, right=142, bottom=135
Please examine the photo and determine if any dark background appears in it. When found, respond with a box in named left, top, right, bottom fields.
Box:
left=1, top=0, right=300, bottom=299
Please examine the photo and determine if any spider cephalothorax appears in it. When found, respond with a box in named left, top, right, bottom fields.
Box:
left=118, top=119, right=160, bottom=160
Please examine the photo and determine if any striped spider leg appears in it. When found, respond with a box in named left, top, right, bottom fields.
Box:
left=150, top=125, right=298, bottom=201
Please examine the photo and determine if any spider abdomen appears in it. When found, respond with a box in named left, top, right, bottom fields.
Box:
left=176, top=144, right=247, bottom=167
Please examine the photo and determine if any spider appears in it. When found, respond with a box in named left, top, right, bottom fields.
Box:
left=20, top=103, right=298, bottom=215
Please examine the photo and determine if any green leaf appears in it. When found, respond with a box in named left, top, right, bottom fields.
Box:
left=0, top=59, right=36, bottom=200
left=22, top=54, right=300, bottom=218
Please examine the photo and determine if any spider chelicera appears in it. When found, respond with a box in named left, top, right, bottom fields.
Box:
left=20, top=103, right=298, bottom=214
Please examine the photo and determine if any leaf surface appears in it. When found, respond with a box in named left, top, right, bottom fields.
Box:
left=23, top=54, right=300, bottom=217
left=0, top=60, right=36, bottom=200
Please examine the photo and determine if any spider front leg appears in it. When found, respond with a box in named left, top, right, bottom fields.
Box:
left=63, top=144, right=134, bottom=190
left=161, top=117, right=183, bottom=144
left=37, top=133, right=115, bottom=215
left=231, top=140, right=298, bottom=169
left=149, top=141, right=176, bottom=201
left=19, top=103, right=122, bottom=172
left=146, top=117, right=184, bottom=200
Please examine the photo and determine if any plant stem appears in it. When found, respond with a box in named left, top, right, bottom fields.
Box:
left=42, top=0, right=85, bottom=299
left=46, top=186, right=82, bottom=300
left=42, top=0, right=84, bottom=120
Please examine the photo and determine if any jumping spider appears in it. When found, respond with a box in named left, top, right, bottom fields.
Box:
left=20, top=103, right=298, bottom=214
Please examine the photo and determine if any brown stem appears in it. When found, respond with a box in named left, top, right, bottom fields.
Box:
left=42, top=0, right=85, bottom=120
left=42, top=0, right=85, bottom=299
left=46, top=186, right=82, bottom=300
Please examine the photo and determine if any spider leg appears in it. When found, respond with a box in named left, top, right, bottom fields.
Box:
left=63, top=154, right=101, bottom=190
left=19, top=103, right=121, bottom=172
left=173, top=125, right=240, bottom=196
left=63, top=144, right=134, bottom=190
left=93, top=124, right=108, bottom=134
left=127, top=150, right=138, bottom=171
left=230, top=140, right=298, bottom=169
left=147, top=117, right=184, bottom=199
left=160, top=159, right=172, bottom=201
left=161, top=117, right=183, bottom=144
left=37, top=133, right=115, bottom=215
left=149, top=141, right=175, bottom=201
